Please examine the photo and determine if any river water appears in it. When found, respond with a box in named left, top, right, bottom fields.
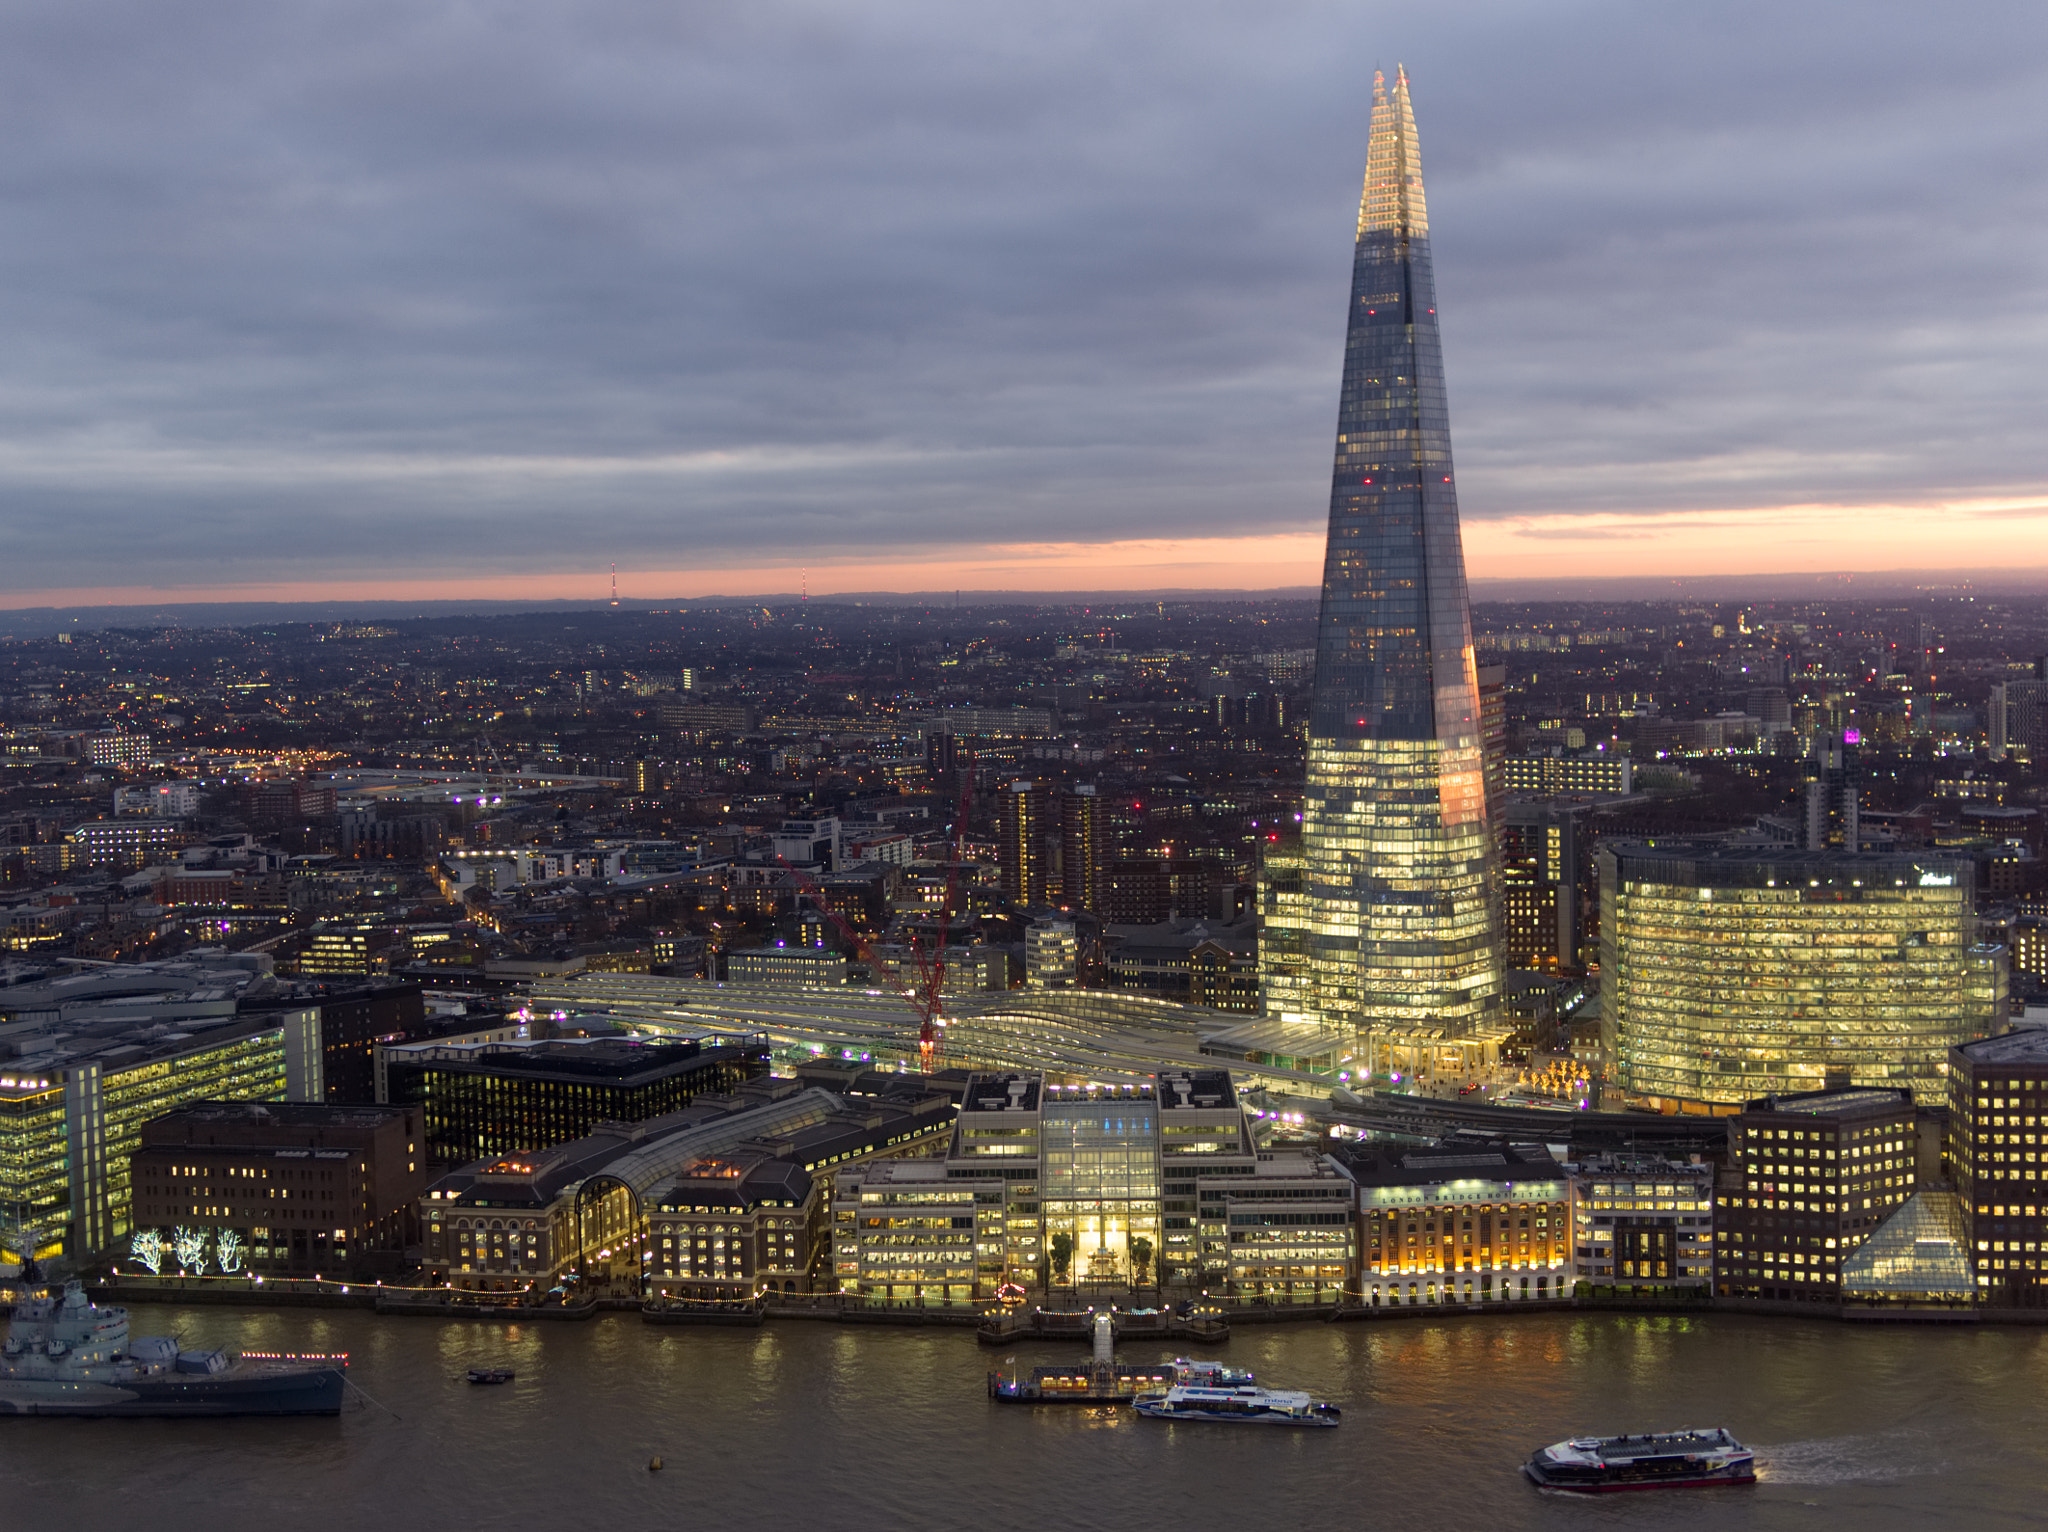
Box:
left=3, top=1304, right=2043, bottom=1530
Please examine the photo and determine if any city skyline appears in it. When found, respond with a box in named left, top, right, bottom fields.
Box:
left=0, top=3, right=2043, bottom=607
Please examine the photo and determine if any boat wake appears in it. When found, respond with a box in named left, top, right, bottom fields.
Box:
left=1754, top=1429, right=1942, bottom=1485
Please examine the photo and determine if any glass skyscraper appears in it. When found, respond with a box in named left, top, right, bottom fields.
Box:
left=1299, top=66, right=1501, bottom=1036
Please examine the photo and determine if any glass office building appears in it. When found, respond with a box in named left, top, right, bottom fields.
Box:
left=1601, top=843, right=2004, bottom=1110
left=833, top=1071, right=1353, bottom=1300
left=1301, top=65, right=1500, bottom=1037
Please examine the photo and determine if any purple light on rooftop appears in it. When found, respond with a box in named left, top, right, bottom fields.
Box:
left=1844, top=729, right=1862, bottom=745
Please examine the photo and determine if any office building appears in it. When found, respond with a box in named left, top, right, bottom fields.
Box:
left=1600, top=843, right=2003, bottom=1110
left=1947, top=1030, right=2048, bottom=1303
left=1990, top=669, right=2048, bottom=763
left=307, top=982, right=428, bottom=1104
left=1334, top=1138, right=1570, bottom=1306
left=1713, top=1087, right=1918, bottom=1303
left=722, top=946, right=849, bottom=985
left=127, top=1101, right=425, bottom=1278
left=112, top=781, right=203, bottom=818
left=831, top=1070, right=1352, bottom=1302
left=0, top=982, right=320, bottom=1259
left=1256, top=839, right=1314, bottom=1024
left=298, top=924, right=399, bottom=979
left=84, top=733, right=151, bottom=769
left=382, top=1033, right=770, bottom=1165
left=1567, top=1155, right=1714, bottom=1293
left=996, top=780, right=1051, bottom=908
left=65, top=819, right=186, bottom=868
left=1026, top=918, right=1079, bottom=988
left=1300, top=67, right=1500, bottom=1038
left=1501, top=754, right=1634, bottom=796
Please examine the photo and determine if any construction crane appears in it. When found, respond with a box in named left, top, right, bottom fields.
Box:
left=776, top=771, right=975, bottom=1070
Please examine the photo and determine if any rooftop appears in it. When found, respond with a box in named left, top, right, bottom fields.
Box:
left=1956, top=1030, right=2048, bottom=1065
left=1746, top=1087, right=1916, bottom=1118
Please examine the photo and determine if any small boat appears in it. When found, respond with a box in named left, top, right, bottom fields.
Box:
left=1133, top=1383, right=1340, bottom=1426
left=1524, top=1428, right=1756, bottom=1492
left=466, top=1368, right=516, bottom=1385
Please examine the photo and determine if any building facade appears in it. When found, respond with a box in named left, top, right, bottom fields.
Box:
left=1059, top=785, right=1109, bottom=913
left=1713, top=1088, right=1918, bottom=1303
left=1947, top=1030, right=2048, bottom=1304
left=830, top=1070, right=1351, bottom=1302
left=1503, top=754, right=1634, bottom=796
left=996, top=780, right=1051, bottom=908
left=421, top=1079, right=950, bottom=1294
left=65, top=819, right=186, bottom=868
left=1300, top=66, right=1500, bottom=1040
left=383, top=1034, right=770, bottom=1165
left=1335, top=1139, right=1570, bottom=1306
left=1568, top=1156, right=1713, bottom=1293
left=1601, top=843, right=2004, bottom=1110
left=127, top=1101, right=424, bottom=1278
left=0, top=1009, right=320, bottom=1260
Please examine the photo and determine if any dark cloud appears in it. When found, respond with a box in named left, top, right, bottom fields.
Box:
left=0, top=0, right=2042, bottom=590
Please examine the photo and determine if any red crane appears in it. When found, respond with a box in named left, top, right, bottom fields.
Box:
left=777, top=770, right=975, bottom=1071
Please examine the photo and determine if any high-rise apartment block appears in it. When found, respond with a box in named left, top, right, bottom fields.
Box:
left=996, top=780, right=1051, bottom=908
left=1600, top=843, right=2003, bottom=1110
left=1990, top=665, right=2048, bottom=763
left=1299, top=66, right=1500, bottom=1037
left=1058, top=785, right=1109, bottom=913
left=1499, top=802, right=1585, bottom=972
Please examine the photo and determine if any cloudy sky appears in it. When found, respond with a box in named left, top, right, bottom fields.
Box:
left=1, top=0, right=2043, bottom=605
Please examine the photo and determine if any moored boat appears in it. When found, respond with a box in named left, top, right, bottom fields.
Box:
left=1524, top=1428, right=1756, bottom=1491
left=467, top=1368, right=516, bottom=1385
left=1133, top=1383, right=1340, bottom=1426
left=0, top=1280, right=347, bottom=1418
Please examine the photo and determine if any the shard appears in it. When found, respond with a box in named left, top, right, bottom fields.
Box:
left=1298, top=65, right=1500, bottom=1038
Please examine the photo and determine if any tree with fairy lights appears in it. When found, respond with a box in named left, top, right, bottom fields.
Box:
left=130, top=1228, right=165, bottom=1275
left=172, top=1226, right=207, bottom=1273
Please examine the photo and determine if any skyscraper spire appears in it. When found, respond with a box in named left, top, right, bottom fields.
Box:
left=1358, top=65, right=1427, bottom=240
left=1272, top=65, right=1500, bottom=1043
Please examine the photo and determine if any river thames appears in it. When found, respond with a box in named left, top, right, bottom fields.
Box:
left=4, top=1304, right=2044, bottom=1530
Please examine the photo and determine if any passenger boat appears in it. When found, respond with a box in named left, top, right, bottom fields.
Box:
left=1132, top=1383, right=1340, bottom=1426
left=466, top=1368, right=516, bottom=1385
left=1524, top=1428, right=1756, bottom=1491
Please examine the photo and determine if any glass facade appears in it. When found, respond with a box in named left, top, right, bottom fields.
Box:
left=1302, top=65, right=1500, bottom=1037
left=1839, top=1190, right=1975, bottom=1302
left=1600, top=844, right=2002, bottom=1108
left=1041, top=1100, right=1160, bottom=1286
left=1, top=1025, right=292, bottom=1260
left=834, top=1072, right=1353, bottom=1301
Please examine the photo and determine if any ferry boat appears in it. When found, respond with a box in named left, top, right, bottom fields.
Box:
left=0, top=1281, right=347, bottom=1418
left=1133, top=1383, right=1341, bottom=1427
left=1523, top=1428, right=1756, bottom=1491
